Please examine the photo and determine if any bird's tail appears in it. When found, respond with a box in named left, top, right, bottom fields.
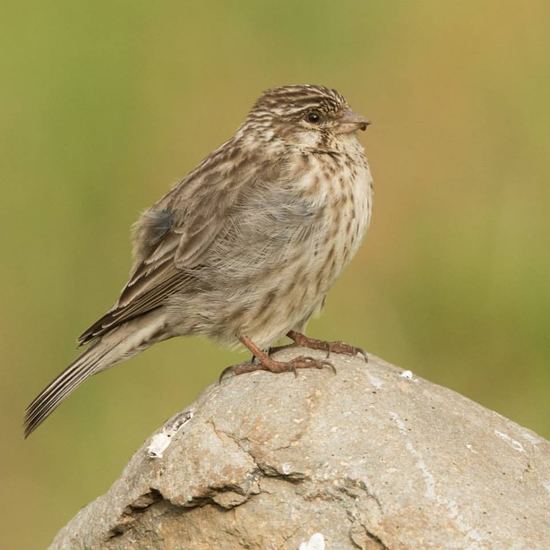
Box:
left=24, top=311, right=167, bottom=437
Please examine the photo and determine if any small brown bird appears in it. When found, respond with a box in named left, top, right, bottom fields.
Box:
left=24, top=84, right=373, bottom=436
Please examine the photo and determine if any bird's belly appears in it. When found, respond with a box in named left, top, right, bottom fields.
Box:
left=222, top=164, right=372, bottom=349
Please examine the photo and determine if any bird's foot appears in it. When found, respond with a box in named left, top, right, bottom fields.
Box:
left=218, top=335, right=336, bottom=381
left=287, top=331, right=368, bottom=362
left=219, top=355, right=334, bottom=381
left=232, top=354, right=335, bottom=376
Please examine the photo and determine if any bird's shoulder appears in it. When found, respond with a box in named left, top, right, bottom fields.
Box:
left=131, top=139, right=281, bottom=261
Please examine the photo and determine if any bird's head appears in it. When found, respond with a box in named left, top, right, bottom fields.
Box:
left=245, top=84, right=370, bottom=147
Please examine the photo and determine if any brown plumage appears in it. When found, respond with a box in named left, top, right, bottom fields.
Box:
left=24, top=84, right=373, bottom=436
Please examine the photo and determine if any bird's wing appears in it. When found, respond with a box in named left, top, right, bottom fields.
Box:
left=78, top=143, right=278, bottom=345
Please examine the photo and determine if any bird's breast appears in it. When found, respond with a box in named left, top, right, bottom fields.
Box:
left=295, top=149, right=373, bottom=293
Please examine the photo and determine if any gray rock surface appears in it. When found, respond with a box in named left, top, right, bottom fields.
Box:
left=51, top=348, right=550, bottom=549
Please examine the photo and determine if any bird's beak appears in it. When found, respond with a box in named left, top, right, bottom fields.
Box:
left=337, top=110, right=371, bottom=134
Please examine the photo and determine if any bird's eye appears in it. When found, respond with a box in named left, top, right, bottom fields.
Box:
left=306, top=110, right=322, bottom=124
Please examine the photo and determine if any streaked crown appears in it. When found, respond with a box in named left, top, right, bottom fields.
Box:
left=250, top=84, right=348, bottom=121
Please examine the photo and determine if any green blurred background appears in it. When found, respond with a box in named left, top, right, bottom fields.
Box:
left=2, top=1, right=549, bottom=547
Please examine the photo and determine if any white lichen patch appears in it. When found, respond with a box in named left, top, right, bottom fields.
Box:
left=147, top=432, right=174, bottom=459
left=367, top=373, right=383, bottom=389
left=494, top=430, right=526, bottom=453
left=147, top=409, right=194, bottom=459
left=299, top=532, right=325, bottom=550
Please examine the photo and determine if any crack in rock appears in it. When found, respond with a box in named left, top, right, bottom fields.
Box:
left=107, top=489, right=164, bottom=540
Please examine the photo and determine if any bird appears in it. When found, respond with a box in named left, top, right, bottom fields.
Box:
left=24, top=84, right=373, bottom=437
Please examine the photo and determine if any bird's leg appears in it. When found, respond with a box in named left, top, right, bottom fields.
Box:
left=286, top=330, right=368, bottom=362
left=229, top=335, right=335, bottom=376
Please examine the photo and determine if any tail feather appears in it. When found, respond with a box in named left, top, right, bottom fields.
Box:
left=24, top=311, right=167, bottom=437
left=24, top=344, right=110, bottom=437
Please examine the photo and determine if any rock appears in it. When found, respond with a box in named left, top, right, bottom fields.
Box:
left=50, top=348, right=550, bottom=549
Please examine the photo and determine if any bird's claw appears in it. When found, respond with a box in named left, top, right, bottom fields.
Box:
left=326, top=341, right=368, bottom=363
left=291, top=355, right=336, bottom=375
left=218, top=364, right=239, bottom=383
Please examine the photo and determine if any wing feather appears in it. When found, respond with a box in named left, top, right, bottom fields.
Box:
left=78, top=144, right=280, bottom=345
